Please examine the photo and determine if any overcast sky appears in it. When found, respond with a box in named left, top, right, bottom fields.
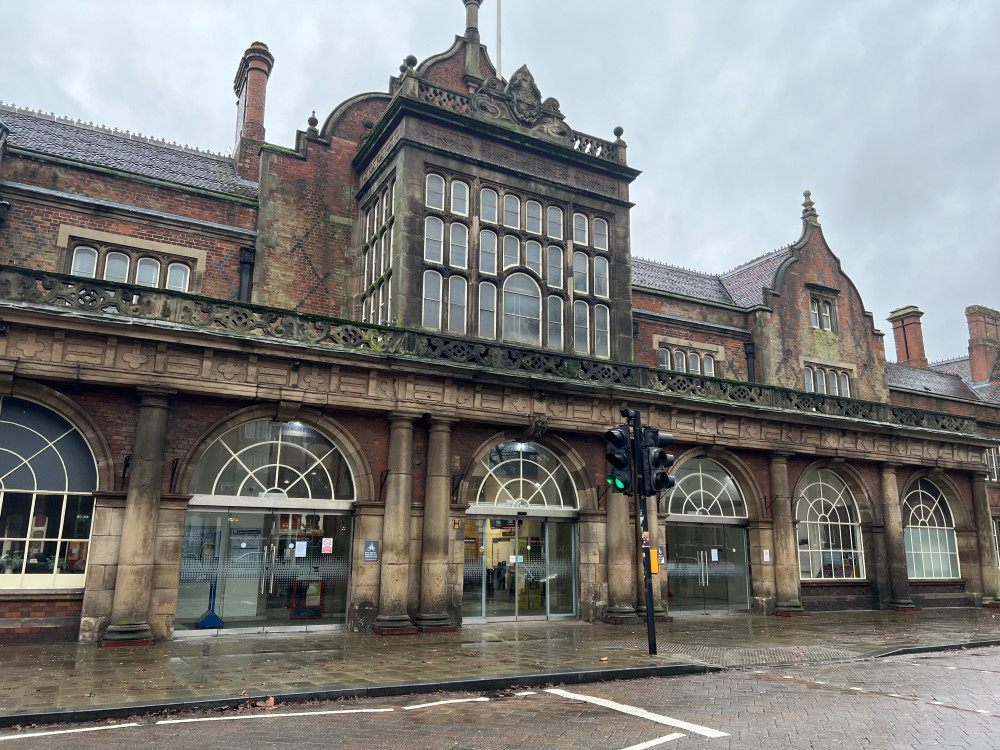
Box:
left=4, top=0, right=997, bottom=363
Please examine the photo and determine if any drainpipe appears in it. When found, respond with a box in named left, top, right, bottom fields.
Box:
left=744, top=342, right=756, bottom=383
left=238, top=246, right=255, bottom=302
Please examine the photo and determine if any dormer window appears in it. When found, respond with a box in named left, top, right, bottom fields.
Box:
left=807, top=286, right=839, bottom=332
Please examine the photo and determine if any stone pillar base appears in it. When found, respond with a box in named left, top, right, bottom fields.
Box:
left=889, top=599, right=921, bottom=612
left=775, top=601, right=809, bottom=617
left=102, top=622, right=155, bottom=647
left=636, top=605, right=673, bottom=623
left=603, top=606, right=640, bottom=625
left=372, top=614, right=417, bottom=635
left=984, top=601, right=1000, bottom=609
left=415, top=613, right=457, bottom=632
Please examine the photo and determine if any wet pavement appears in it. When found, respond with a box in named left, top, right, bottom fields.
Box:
left=2, top=607, right=1000, bottom=727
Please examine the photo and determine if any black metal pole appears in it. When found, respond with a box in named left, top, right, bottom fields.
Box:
left=625, top=408, right=657, bottom=656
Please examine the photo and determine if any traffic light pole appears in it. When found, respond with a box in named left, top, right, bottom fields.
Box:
left=624, top=408, right=657, bottom=656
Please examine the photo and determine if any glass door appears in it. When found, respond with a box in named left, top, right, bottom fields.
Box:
left=177, top=509, right=353, bottom=631
left=462, top=516, right=576, bottom=620
left=665, top=524, right=750, bottom=613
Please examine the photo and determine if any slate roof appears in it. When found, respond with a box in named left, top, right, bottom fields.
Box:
left=886, top=362, right=981, bottom=401
left=929, top=356, right=972, bottom=382
left=0, top=105, right=257, bottom=199
left=631, top=247, right=793, bottom=309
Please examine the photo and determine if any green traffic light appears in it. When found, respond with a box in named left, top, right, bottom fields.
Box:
left=606, top=475, right=625, bottom=489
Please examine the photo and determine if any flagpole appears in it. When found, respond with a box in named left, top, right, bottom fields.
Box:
left=496, top=0, right=502, bottom=80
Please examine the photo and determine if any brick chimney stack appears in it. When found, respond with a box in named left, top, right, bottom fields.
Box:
left=887, top=306, right=929, bottom=368
left=967, top=305, right=1000, bottom=384
left=233, top=41, right=274, bottom=180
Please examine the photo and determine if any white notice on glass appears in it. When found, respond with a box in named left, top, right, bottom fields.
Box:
left=509, top=555, right=517, bottom=564
left=295, top=540, right=308, bottom=558
left=763, top=549, right=770, bottom=562
left=710, top=548, right=719, bottom=562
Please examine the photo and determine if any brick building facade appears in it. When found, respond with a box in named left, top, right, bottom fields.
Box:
left=0, top=1, right=997, bottom=644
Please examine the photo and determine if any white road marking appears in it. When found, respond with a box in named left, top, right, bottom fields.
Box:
left=403, top=697, right=490, bottom=710
left=515, top=691, right=536, bottom=696
left=157, top=708, right=394, bottom=724
left=0, top=723, right=140, bottom=741
left=619, top=732, right=685, bottom=749
left=545, top=688, right=728, bottom=739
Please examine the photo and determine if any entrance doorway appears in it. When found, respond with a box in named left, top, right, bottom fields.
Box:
left=462, top=517, right=576, bottom=620
left=665, top=523, right=749, bottom=613
left=176, top=510, right=352, bottom=632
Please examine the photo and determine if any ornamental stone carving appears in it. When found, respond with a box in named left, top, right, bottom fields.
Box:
left=471, top=66, right=573, bottom=141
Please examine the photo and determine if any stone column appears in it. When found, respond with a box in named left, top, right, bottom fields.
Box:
left=416, top=417, right=457, bottom=631
left=103, top=388, right=173, bottom=644
left=971, top=471, right=1000, bottom=606
left=635, top=496, right=667, bottom=619
left=604, top=492, right=637, bottom=622
left=769, top=453, right=805, bottom=614
left=373, top=413, right=417, bottom=634
left=880, top=464, right=917, bottom=609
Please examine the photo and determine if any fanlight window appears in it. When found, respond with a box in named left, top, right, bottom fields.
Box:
left=666, top=458, right=747, bottom=518
left=0, top=397, right=98, bottom=580
left=190, top=420, right=355, bottom=501
left=903, top=478, right=960, bottom=579
left=467, top=441, right=577, bottom=510
left=796, top=468, right=865, bottom=579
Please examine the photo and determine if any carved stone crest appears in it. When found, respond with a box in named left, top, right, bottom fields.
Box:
left=471, top=65, right=573, bottom=141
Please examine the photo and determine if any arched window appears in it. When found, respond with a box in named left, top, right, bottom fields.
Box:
left=503, top=194, right=520, bottom=228
left=503, top=235, right=519, bottom=269
left=573, top=252, right=588, bottom=293
left=525, top=240, right=542, bottom=276
left=573, top=300, right=589, bottom=354
left=502, top=274, right=541, bottom=345
left=547, top=246, right=563, bottom=287
left=136, top=258, right=160, bottom=287
left=702, top=355, right=715, bottom=377
left=796, top=468, right=865, bottom=579
left=526, top=201, right=542, bottom=234
left=104, top=252, right=129, bottom=283
left=547, top=295, right=563, bottom=349
left=425, top=174, right=445, bottom=210
left=594, top=256, right=609, bottom=297
left=594, top=218, right=609, bottom=250
left=688, top=352, right=701, bottom=374
left=0, top=397, right=98, bottom=581
left=839, top=372, right=850, bottom=397
left=72, top=246, right=98, bottom=278
left=573, top=213, right=588, bottom=244
left=827, top=370, right=839, bottom=396
left=903, top=478, right=960, bottom=579
left=166, top=263, right=189, bottom=293
left=466, top=441, right=578, bottom=509
left=450, top=223, right=468, bottom=268
left=815, top=368, right=827, bottom=394
left=422, top=270, right=442, bottom=330
left=190, top=420, right=355, bottom=500
left=451, top=181, right=469, bottom=216
left=594, top=305, right=610, bottom=358
left=673, top=350, right=686, bottom=372
left=667, top=458, right=747, bottom=517
left=804, top=367, right=815, bottom=392
left=448, top=276, right=467, bottom=334
left=480, top=230, right=497, bottom=274
left=810, top=298, right=820, bottom=328
left=547, top=206, right=563, bottom=239
left=480, top=188, right=498, bottom=223
left=658, top=348, right=671, bottom=369
left=424, top=217, right=444, bottom=263
left=479, top=282, right=497, bottom=339
left=821, top=301, right=833, bottom=330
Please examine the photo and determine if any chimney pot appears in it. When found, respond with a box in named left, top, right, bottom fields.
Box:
left=887, top=305, right=928, bottom=368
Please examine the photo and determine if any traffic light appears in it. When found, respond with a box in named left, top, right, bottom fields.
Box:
left=603, top=425, right=633, bottom=494
left=641, top=427, right=675, bottom=495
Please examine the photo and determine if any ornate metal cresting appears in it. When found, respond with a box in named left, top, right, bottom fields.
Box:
left=0, top=266, right=977, bottom=435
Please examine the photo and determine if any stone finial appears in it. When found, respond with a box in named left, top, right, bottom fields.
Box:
left=405, top=54, right=418, bottom=68
left=801, top=189, right=820, bottom=225
left=307, top=110, right=319, bottom=137
left=464, top=0, right=483, bottom=37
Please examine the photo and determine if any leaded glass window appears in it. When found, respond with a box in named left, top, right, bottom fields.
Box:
left=667, top=458, right=747, bottom=518
left=903, top=478, right=960, bottom=579
left=796, top=468, right=865, bottom=579
left=467, top=441, right=577, bottom=509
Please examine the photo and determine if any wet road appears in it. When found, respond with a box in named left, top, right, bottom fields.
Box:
left=3, top=645, right=999, bottom=749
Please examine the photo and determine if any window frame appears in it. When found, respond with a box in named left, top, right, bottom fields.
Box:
left=425, top=174, right=445, bottom=210
left=481, top=188, right=498, bottom=224
left=573, top=213, right=589, bottom=245
left=451, top=180, right=469, bottom=217
left=422, top=270, right=443, bottom=330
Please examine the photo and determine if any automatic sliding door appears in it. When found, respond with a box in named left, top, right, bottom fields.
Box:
left=485, top=519, right=517, bottom=618
left=462, top=519, right=485, bottom=619
left=516, top=519, right=546, bottom=617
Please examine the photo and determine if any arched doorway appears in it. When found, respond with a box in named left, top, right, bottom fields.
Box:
left=175, top=418, right=357, bottom=634
left=461, top=439, right=579, bottom=621
left=663, top=457, right=751, bottom=613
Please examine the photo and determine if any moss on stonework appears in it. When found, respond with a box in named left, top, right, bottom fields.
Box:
left=813, top=329, right=840, bottom=360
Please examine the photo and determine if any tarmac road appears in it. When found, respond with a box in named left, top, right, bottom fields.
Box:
left=3, top=645, right=999, bottom=749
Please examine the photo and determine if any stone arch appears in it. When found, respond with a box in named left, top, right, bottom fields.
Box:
left=791, top=459, right=877, bottom=525
left=7, top=380, right=114, bottom=491
left=456, top=429, right=594, bottom=513
left=899, top=469, right=972, bottom=530
left=668, top=446, right=765, bottom=521
left=173, top=404, right=374, bottom=503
